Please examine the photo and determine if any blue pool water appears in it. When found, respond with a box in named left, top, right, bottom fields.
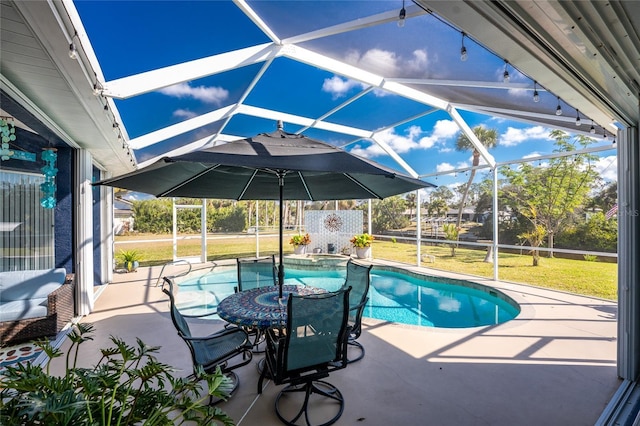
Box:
left=175, top=265, right=520, bottom=328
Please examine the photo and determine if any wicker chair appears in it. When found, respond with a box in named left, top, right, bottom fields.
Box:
left=0, top=273, right=75, bottom=344
left=258, top=288, right=351, bottom=426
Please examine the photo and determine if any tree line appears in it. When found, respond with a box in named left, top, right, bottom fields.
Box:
left=127, top=129, right=617, bottom=264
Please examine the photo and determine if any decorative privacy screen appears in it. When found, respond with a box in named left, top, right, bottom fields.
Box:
left=305, top=210, right=363, bottom=255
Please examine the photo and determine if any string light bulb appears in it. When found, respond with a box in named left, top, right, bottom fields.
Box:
left=460, top=33, right=468, bottom=61
left=92, top=81, right=103, bottom=96
left=533, top=81, right=540, bottom=102
left=555, top=97, right=562, bottom=116
left=503, top=60, right=510, bottom=83
left=590, top=120, right=596, bottom=134
left=575, top=109, right=581, bottom=126
left=68, top=38, right=78, bottom=60
left=397, top=0, right=406, bottom=27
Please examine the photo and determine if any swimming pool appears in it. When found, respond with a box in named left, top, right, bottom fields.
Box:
left=174, top=264, right=520, bottom=328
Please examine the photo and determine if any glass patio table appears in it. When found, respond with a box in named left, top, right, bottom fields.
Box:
left=217, top=285, right=326, bottom=329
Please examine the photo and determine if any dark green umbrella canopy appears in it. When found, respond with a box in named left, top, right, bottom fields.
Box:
left=96, top=127, right=434, bottom=296
left=97, top=128, right=432, bottom=200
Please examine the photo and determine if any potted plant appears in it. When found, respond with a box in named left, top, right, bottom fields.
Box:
left=350, top=233, right=374, bottom=259
left=0, top=323, right=235, bottom=425
left=289, top=233, right=311, bottom=254
left=117, top=249, right=141, bottom=272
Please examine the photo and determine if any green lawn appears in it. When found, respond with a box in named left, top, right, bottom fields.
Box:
left=115, top=234, right=617, bottom=301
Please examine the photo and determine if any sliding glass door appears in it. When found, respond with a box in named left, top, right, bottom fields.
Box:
left=0, top=170, right=54, bottom=271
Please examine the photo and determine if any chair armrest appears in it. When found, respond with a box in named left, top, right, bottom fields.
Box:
left=181, top=327, right=250, bottom=345
left=48, top=275, right=76, bottom=330
left=263, top=327, right=287, bottom=377
left=350, top=296, right=369, bottom=312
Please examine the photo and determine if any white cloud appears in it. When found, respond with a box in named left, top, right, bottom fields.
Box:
left=374, top=128, right=419, bottom=154
left=436, top=162, right=455, bottom=172
left=500, top=125, right=551, bottom=147
left=418, top=120, right=459, bottom=149
left=595, top=155, right=617, bottom=182
left=507, top=87, right=529, bottom=98
left=457, top=160, right=470, bottom=169
left=159, top=82, right=229, bottom=105
left=406, top=49, right=428, bottom=73
left=358, top=48, right=400, bottom=75
left=489, top=116, right=507, bottom=124
left=438, top=297, right=461, bottom=313
left=173, top=109, right=197, bottom=119
left=349, top=143, right=386, bottom=158
left=348, top=120, right=459, bottom=159
left=521, top=151, right=544, bottom=160
left=324, top=47, right=430, bottom=98
left=322, top=76, right=362, bottom=99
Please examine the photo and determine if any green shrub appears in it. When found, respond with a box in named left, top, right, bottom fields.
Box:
left=0, top=323, right=235, bottom=425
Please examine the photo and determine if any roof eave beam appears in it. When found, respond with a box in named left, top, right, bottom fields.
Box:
left=236, top=104, right=371, bottom=138
left=128, top=104, right=238, bottom=150
left=233, top=0, right=281, bottom=44
left=283, top=45, right=448, bottom=110
left=447, top=105, right=496, bottom=168
left=136, top=133, right=241, bottom=168
left=370, top=134, right=420, bottom=179
left=101, top=43, right=279, bottom=99
left=282, top=4, right=426, bottom=45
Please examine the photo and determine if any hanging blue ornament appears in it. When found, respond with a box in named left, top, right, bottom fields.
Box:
left=40, top=148, right=58, bottom=209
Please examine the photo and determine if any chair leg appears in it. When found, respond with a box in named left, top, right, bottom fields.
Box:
left=275, top=380, right=344, bottom=426
left=257, top=359, right=268, bottom=394
left=251, top=329, right=266, bottom=353
left=346, top=339, right=365, bottom=364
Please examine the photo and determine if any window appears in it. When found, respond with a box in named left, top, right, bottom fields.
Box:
left=0, top=170, right=54, bottom=271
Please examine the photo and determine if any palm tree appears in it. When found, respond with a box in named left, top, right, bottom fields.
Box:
left=455, top=126, right=498, bottom=229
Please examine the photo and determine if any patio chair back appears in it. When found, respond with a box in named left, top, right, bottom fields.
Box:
left=258, top=288, right=352, bottom=425
left=339, top=259, right=372, bottom=364
left=162, top=278, right=192, bottom=337
left=161, top=277, right=252, bottom=380
left=284, top=288, right=351, bottom=373
left=236, top=255, right=277, bottom=292
left=341, top=259, right=372, bottom=339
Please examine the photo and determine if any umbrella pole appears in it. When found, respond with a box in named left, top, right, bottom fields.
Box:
left=278, top=174, right=285, bottom=298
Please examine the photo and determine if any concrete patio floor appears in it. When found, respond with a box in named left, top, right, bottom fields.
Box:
left=48, top=261, right=619, bottom=425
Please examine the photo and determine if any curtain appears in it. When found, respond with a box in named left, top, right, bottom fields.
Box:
left=0, top=170, right=54, bottom=271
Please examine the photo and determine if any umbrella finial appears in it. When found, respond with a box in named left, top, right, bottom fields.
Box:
left=277, top=120, right=284, bottom=130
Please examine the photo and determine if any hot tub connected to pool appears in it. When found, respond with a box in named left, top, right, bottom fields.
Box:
left=173, top=260, right=520, bottom=328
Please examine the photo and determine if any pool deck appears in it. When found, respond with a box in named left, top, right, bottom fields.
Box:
left=47, top=260, right=619, bottom=425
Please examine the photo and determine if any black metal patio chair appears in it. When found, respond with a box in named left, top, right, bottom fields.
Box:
left=258, top=288, right=351, bottom=426
left=340, top=259, right=372, bottom=363
left=162, top=277, right=253, bottom=402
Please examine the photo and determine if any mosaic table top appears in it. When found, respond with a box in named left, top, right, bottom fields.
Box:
left=217, top=285, right=325, bottom=328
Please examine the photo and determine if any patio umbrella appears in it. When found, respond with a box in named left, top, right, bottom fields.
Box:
left=96, top=123, right=434, bottom=297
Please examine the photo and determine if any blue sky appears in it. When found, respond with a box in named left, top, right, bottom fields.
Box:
left=74, top=1, right=617, bottom=198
